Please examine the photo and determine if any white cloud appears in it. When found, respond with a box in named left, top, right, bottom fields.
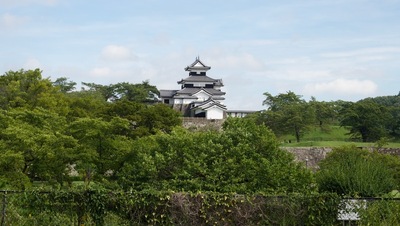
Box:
left=303, top=78, right=378, bottom=96
left=101, top=45, right=136, bottom=61
left=208, top=52, right=265, bottom=71
left=1, top=13, right=28, bottom=28
left=24, top=58, right=41, bottom=69
left=321, top=47, right=400, bottom=58
left=90, top=67, right=111, bottom=77
left=0, top=0, right=58, bottom=7
left=152, top=32, right=171, bottom=46
left=268, top=69, right=333, bottom=82
left=268, top=56, right=311, bottom=65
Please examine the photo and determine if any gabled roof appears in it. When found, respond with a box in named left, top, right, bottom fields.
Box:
left=185, top=57, right=211, bottom=71
left=203, top=103, right=227, bottom=111
left=192, top=98, right=227, bottom=110
left=215, top=79, right=224, bottom=86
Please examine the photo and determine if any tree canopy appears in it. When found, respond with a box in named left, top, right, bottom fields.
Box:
left=259, top=91, right=315, bottom=142
left=0, top=69, right=182, bottom=189
left=118, top=118, right=313, bottom=193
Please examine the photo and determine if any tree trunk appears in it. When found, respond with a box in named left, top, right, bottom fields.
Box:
left=295, top=126, right=301, bottom=142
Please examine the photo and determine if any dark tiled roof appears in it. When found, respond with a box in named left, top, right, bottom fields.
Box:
left=176, top=88, right=225, bottom=95
left=178, top=75, right=218, bottom=84
left=185, top=58, right=211, bottom=71
left=160, top=89, right=178, bottom=98
left=193, top=99, right=227, bottom=110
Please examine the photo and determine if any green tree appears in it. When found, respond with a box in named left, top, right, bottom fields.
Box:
left=102, top=101, right=181, bottom=138
left=340, top=99, right=392, bottom=142
left=64, top=90, right=107, bottom=120
left=0, top=69, right=70, bottom=115
left=136, top=103, right=182, bottom=135
left=316, top=145, right=400, bottom=197
left=118, top=118, right=313, bottom=193
left=82, top=80, right=159, bottom=103
left=52, top=77, right=77, bottom=93
left=67, top=117, right=134, bottom=184
left=309, top=97, right=337, bottom=128
left=0, top=108, right=78, bottom=187
left=261, top=91, right=315, bottom=142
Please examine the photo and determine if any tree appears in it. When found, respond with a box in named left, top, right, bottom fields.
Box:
left=81, top=81, right=159, bottom=103
left=364, top=95, right=400, bottom=139
left=316, top=145, right=400, bottom=197
left=340, top=99, right=392, bottom=142
left=102, top=101, right=182, bottom=138
left=309, top=97, right=337, bottom=128
left=0, top=108, right=78, bottom=187
left=118, top=118, right=314, bottom=193
left=261, top=91, right=315, bottom=142
left=67, top=117, right=134, bottom=184
left=0, top=69, right=70, bottom=115
left=64, top=90, right=107, bottom=120
left=52, top=77, right=77, bottom=93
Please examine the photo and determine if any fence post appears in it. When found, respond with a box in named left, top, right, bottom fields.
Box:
left=1, top=191, right=7, bottom=226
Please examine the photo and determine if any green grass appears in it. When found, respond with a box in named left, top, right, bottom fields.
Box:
left=281, top=140, right=400, bottom=148
left=278, top=125, right=400, bottom=148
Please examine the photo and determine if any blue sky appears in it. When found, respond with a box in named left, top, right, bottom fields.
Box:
left=1, top=0, right=400, bottom=110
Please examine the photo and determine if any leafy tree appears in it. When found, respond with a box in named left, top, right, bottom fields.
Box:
left=136, top=104, right=182, bottom=135
left=0, top=108, right=78, bottom=186
left=261, top=91, right=315, bottom=142
left=64, top=90, right=107, bottom=120
left=365, top=95, right=400, bottom=139
left=339, top=99, right=392, bottom=142
left=0, top=69, right=70, bottom=115
left=102, top=101, right=181, bottom=138
left=52, top=77, right=77, bottom=93
left=309, top=97, right=337, bottom=128
left=67, top=117, right=134, bottom=184
left=82, top=80, right=159, bottom=103
left=316, top=145, right=400, bottom=197
left=118, top=118, right=314, bottom=193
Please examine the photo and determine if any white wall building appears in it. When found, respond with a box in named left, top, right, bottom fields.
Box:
left=160, top=58, right=227, bottom=120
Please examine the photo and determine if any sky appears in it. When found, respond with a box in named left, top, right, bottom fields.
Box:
left=1, top=0, right=400, bottom=110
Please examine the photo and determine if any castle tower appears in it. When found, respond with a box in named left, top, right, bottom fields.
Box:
left=160, top=57, right=227, bottom=119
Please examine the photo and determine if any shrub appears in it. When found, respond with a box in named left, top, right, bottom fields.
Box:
left=316, top=145, right=400, bottom=197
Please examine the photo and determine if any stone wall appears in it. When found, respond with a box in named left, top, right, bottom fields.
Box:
left=283, top=147, right=400, bottom=171
left=182, top=117, right=225, bottom=131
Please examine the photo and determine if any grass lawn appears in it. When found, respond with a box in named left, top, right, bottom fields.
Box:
left=278, top=125, right=400, bottom=148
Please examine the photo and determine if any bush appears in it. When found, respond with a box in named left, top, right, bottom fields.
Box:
left=118, top=118, right=314, bottom=193
left=316, top=145, right=400, bottom=197
left=3, top=190, right=342, bottom=226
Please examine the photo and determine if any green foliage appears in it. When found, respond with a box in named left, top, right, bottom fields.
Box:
left=0, top=69, right=70, bottom=115
left=0, top=69, right=183, bottom=189
left=82, top=80, right=159, bottom=103
left=52, top=77, right=77, bottom=93
left=0, top=108, right=78, bottom=187
left=118, top=118, right=314, bottom=193
left=358, top=199, right=400, bottom=225
left=260, top=91, right=316, bottom=142
left=316, top=145, right=400, bottom=197
left=2, top=190, right=342, bottom=226
left=309, top=97, right=337, bottom=128
left=340, top=99, right=393, bottom=142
